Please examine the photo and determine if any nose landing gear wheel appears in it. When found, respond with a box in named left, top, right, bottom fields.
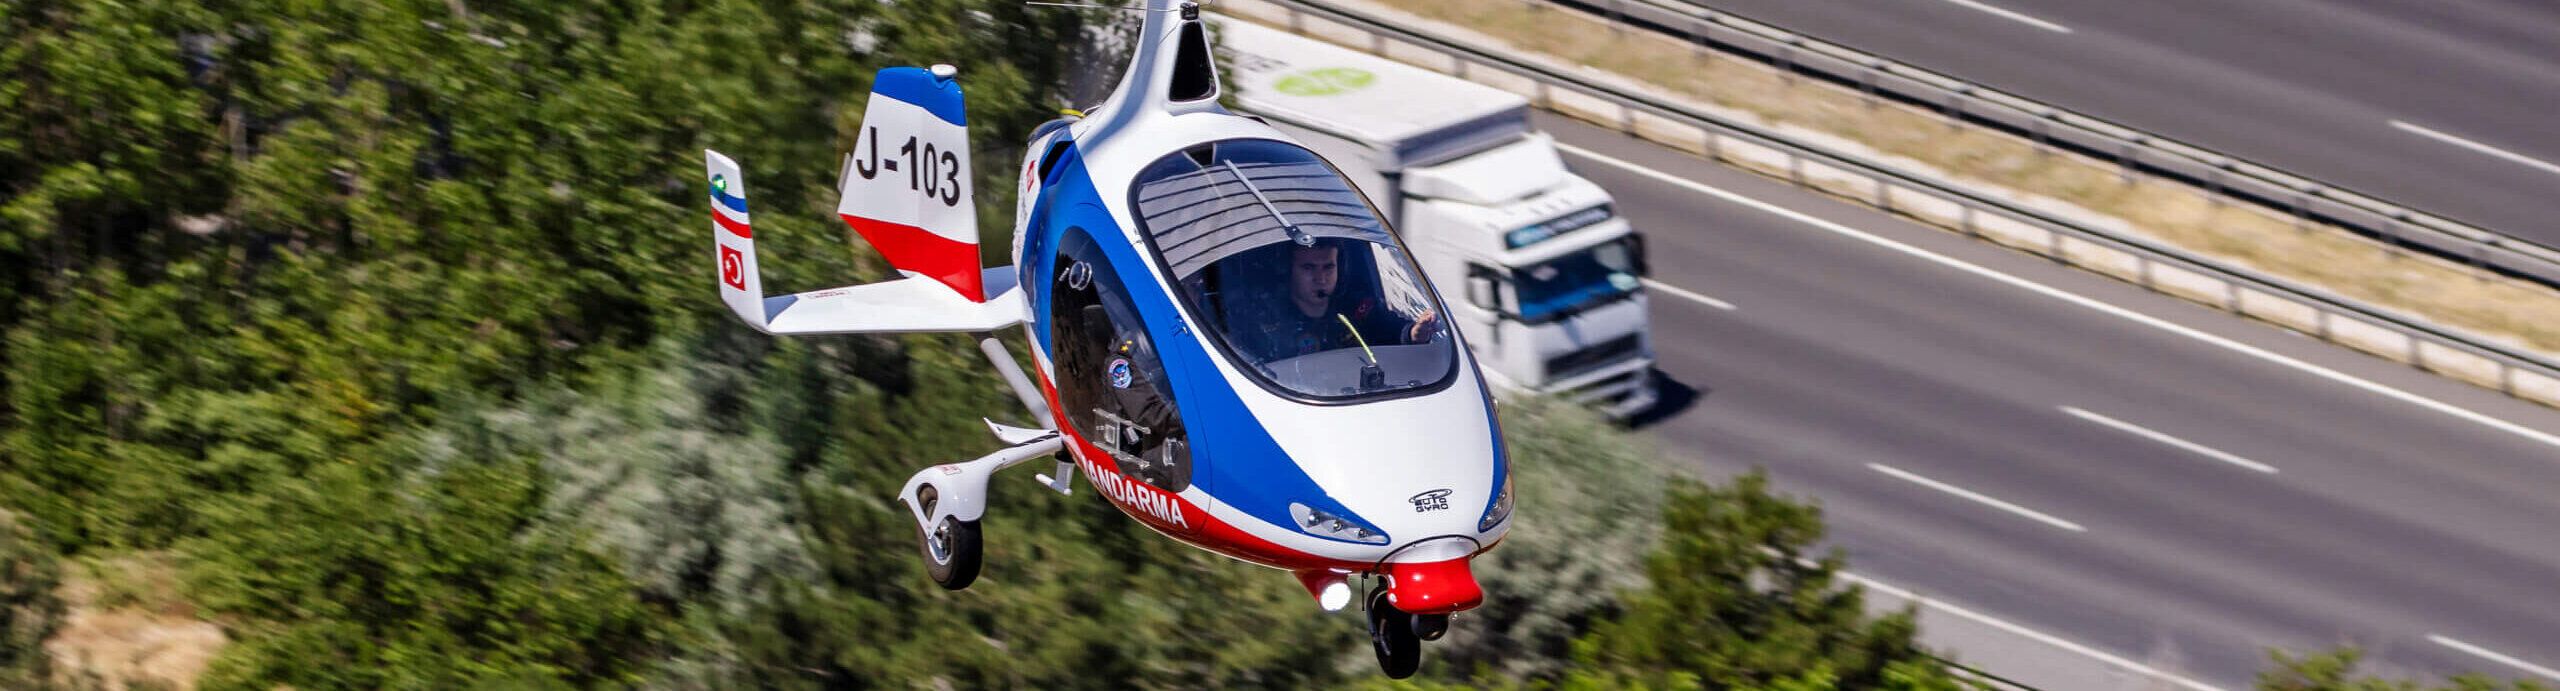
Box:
left=914, top=484, right=982, bottom=590
left=1366, top=586, right=1421, bottom=678
left=1412, top=613, right=1449, bottom=641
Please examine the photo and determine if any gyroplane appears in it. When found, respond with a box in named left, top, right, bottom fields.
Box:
left=701, top=0, right=1508, bottom=676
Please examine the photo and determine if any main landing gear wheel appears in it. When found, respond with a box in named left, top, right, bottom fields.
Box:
left=914, top=484, right=982, bottom=590
left=1366, top=586, right=1422, bottom=679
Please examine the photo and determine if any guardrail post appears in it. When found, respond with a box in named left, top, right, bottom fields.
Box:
left=2032, top=107, right=2054, bottom=155
left=1686, top=15, right=1706, bottom=61
left=1960, top=204, right=1977, bottom=238
left=2206, top=158, right=2229, bottom=207
left=2315, top=309, right=2332, bottom=340
left=1608, top=0, right=1625, bottom=34
left=1706, top=129, right=1722, bottom=161
left=1944, top=84, right=1972, bottom=130
left=2383, top=210, right=2407, bottom=258
left=1788, top=154, right=1805, bottom=187
left=2117, top=136, right=2141, bottom=185
left=1860, top=59, right=1883, bottom=109
left=2291, top=185, right=2314, bottom=231
left=2503, top=363, right=2517, bottom=395
left=1778, top=37, right=1800, bottom=85
left=2139, top=257, right=2154, bottom=288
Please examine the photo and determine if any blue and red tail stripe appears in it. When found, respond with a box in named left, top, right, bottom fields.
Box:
left=710, top=178, right=752, bottom=239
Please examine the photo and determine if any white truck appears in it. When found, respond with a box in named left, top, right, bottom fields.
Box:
left=1219, top=20, right=1659, bottom=418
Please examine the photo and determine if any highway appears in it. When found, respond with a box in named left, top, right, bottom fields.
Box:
left=1662, top=0, right=2560, bottom=247
left=1538, top=111, right=2560, bottom=688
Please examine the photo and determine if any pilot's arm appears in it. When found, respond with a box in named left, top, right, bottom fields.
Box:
left=1346, top=299, right=1441, bottom=345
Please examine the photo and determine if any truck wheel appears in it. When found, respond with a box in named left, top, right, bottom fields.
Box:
left=915, top=485, right=982, bottom=590
left=1367, top=587, right=1422, bottom=678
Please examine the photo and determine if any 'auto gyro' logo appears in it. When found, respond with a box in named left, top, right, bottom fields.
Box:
left=1409, top=489, right=1452, bottom=513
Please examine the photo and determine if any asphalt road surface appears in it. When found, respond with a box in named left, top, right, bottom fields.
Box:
left=1664, top=0, right=2560, bottom=248
left=1540, top=111, right=2560, bottom=689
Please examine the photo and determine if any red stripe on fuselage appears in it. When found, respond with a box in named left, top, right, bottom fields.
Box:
left=841, top=214, right=985, bottom=302
left=1032, top=371, right=1368, bottom=573
left=712, top=208, right=752, bottom=239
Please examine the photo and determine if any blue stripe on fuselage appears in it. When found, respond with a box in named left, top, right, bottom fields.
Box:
left=1024, top=139, right=1386, bottom=542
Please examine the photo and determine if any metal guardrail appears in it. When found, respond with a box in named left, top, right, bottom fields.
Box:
left=1564, top=0, right=2560, bottom=291
left=1220, top=0, right=2560, bottom=409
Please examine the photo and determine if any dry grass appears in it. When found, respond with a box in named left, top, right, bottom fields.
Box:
left=1343, top=0, right=2560, bottom=355
left=46, top=553, right=226, bottom=691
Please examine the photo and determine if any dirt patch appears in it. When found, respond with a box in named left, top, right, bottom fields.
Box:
left=1284, top=0, right=2560, bottom=358
left=46, top=553, right=226, bottom=691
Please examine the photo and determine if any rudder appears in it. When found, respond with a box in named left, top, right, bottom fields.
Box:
left=840, top=65, right=984, bottom=302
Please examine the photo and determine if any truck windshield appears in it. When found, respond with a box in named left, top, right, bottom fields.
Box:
left=1514, top=237, right=1642, bottom=321
left=1129, top=138, right=1457, bottom=401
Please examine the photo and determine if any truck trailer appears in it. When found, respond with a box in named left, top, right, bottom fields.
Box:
left=1219, top=19, right=1659, bottom=418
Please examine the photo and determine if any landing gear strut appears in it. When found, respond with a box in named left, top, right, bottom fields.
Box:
left=895, top=428, right=1063, bottom=591
left=1365, top=586, right=1422, bottom=678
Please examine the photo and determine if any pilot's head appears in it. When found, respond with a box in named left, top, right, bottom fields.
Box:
left=1288, top=241, right=1340, bottom=318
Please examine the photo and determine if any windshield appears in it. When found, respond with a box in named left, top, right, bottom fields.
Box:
left=1130, top=138, right=1457, bottom=401
left=1514, top=236, right=1642, bottom=321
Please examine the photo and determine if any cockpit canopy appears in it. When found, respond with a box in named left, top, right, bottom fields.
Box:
left=1130, top=138, right=1456, bottom=401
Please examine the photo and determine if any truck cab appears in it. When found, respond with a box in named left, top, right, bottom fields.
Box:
left=1220, top=20, right=1658, bottom=417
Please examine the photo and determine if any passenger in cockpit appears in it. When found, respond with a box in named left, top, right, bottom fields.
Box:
left=1237, top=239, right=1441, bottom=362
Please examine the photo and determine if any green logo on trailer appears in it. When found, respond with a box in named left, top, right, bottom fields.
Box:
left=1276, top=67, right=1375, bottom=96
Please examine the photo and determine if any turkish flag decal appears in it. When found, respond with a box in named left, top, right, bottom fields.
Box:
left=720, top=245, right=746, bottom=290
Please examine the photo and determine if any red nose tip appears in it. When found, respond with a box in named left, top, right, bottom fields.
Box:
left=1384, top=557, right=1483, bottom=615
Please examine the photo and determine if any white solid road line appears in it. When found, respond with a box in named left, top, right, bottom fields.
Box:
left=2430, top=634, right=2560, bottom=682
left=1934, top=0, right=2073, bottom=34
left=1554, top=142, right=2560, bottom=454
left=1643, top=278, right=1738, bottom=310
left=2060, top=406, right=2278, bottom=474
left=1839, top=569, right=2229, bottom=691
left=2392, top=121, right=2560, bottom=177
left=1868, top=463, right=2088, bottom=532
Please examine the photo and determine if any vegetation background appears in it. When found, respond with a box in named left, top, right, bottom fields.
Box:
left=0, top=0, right=2534, bottom=688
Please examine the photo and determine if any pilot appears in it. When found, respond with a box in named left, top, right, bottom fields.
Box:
left=1239, top=238, right=1441, bottom=361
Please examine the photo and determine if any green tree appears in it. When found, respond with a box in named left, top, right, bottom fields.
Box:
left=1430, top=396, right=1669, bottom=681
left=1563, top=473, right=1966, bottom=690
left=0, top=510, right=63, bottom=688
left=2259, top=648, right=2554, bottom=691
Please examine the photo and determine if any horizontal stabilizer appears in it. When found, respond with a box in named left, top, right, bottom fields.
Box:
left=758, top=266, right=1024, bottom=335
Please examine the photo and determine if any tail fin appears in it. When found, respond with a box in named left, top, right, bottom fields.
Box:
left=839, top=65, right=985, bottom=302
left=707, top=149, right=769, bottom=326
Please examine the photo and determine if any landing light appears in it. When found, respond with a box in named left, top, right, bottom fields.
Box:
left=1319, top=581, right=1352, bottom=611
